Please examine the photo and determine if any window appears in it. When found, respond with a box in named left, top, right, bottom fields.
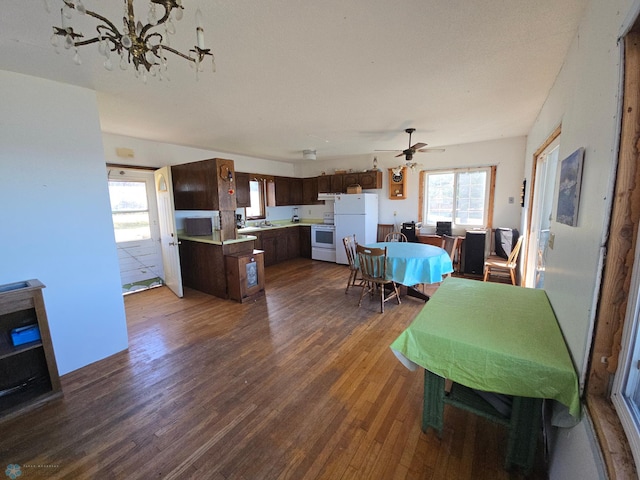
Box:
left=246, top=179, right=266, bottom=219
left=108, top=180, right=151, bottom=242
left=420, top=166, right=495, bottom=228
left=613, top=250, right=640, bottom=468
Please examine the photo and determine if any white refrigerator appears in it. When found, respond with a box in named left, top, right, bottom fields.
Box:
left=334, top=193, right=379, bottom=265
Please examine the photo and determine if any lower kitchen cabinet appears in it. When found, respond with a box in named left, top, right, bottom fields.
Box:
left=225, top=250, right=265, bottom=302
left=299, top=226, right=311, bottom=258
left=253, top=226, right=306, bottom=267
left=179, top=239, right=255, bottom=298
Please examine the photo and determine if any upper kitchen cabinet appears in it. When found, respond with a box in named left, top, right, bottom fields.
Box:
left=290, top=177, right=303, bottom=205
left=358, top=171, right=382, bottom=189
left=316, top=172, right=382, bottom=194
left=317, top=175, right=331, bottom=193
left=274, top=176, right=291, bottom=206
left=302, top=177, right=321, bottom=205
left=331, top=174, right=344, bottom=194
left=235, top=172, right=251, bottom=208
left=172, top=158, right=237, bottom=211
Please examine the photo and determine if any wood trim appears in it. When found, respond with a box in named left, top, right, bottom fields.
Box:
left=588, top=32, right=640, bottom=396
left=585, top=32, right=640, bottom=480
left=523, top=125, right=561, bottom=285
left=486, top=165, right=496, bottom=230
left=416, top=166, right=496, bottom=229
left=587, top=396, right=638, bottom=479
left=418, top=171, right=425, bottom=225
left=106, top=163, right=157, bottom=171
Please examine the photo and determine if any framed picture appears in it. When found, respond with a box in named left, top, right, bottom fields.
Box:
left=556, top=147, right=585, bottom=227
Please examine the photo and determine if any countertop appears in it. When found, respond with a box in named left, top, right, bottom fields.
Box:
left=178, top=221, right=321, bottom=245
left=238, top=220, right=320, bottom=234
left=177, top=231, right=257, bottom=246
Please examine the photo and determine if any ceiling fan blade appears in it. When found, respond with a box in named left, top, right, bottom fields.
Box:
left=395, top=152, right=406, bottom=157
left=410, top=142, right=428, bottom=151
left=374, top=149, right=401, bottom=152
left=417, top=148, right=446, bottom=153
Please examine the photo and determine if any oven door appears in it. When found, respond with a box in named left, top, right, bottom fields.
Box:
left=311, top=225, right=336, bottom=262
left=311, top=225, right=336, bottom=249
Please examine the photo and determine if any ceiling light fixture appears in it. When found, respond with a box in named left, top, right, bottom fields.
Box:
left=303, top=149, right=317, bottom=161
left=48, top=0, right=215, bottom=81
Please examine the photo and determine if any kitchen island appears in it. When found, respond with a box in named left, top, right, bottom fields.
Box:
left=177, top=232, right=257, bottom=299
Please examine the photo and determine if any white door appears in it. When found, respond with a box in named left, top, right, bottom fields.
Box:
left=155, top=166, right=183, bottom=298
left=107, top=168, right=165, bottom=293
left=526, top=138, right=560, bottom=288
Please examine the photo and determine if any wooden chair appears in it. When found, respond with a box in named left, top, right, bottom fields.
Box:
left=442, top=235, right=460, bottom=274
left=418, top=234, right=444, bottom=247
left=483, top=236, right=524, bottom=285
left=356, top=244, right=400, bottom=313
left=342, top=234, right=364, bottom=294
left=385, top=231, right=408, bottom=242
left=377, top=224, right=395, bottom=242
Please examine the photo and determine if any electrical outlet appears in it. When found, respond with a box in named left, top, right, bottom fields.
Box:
left=508, top=196, right=514, bottom=204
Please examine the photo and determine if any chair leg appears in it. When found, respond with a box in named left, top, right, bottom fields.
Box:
left=345, top=269, right=356, bottom=294
left=358, top=281, right=369, bottom=307
left=510, top=268, right=517, bottom=285
left=483, top=266, right=490, bottom=282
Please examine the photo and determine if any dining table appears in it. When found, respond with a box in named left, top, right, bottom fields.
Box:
left=365, top=241, right=453, bottom=301
left=390, top=277, right=581, bottom=473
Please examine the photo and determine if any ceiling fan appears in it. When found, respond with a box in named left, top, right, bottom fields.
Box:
left=376, top=128, right=445, bottom=169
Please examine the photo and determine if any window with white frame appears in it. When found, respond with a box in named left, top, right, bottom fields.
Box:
left=108, top=180, right=152, bottom=242
left=420, top=166, right=495, bottom=228
left=245, top=179, right=266, bottom=219
left=613, top=248, right=640, bottom=467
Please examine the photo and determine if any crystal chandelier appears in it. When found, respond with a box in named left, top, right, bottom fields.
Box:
left=49, top=0, right=215, bottom=81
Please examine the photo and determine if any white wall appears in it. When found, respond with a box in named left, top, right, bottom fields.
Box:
left=296, top=136, right=526, bottom=234
left=102, top=133, right=296, bottom=175
left=523, top=1, right=637, bottom=478
left=0, top=71, right=128, bottom=375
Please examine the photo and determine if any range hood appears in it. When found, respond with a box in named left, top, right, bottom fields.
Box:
left=318, top=192, right=339, bottom=200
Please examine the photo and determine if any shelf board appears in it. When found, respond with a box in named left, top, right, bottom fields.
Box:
left=0, top=340, right=43, bottom=361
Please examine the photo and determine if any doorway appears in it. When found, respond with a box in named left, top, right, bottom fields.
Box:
left=107, top=167, right=165, bottom=294
left=525, top=130, right=560, bottom=288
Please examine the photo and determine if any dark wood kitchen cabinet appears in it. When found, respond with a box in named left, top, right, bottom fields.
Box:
left=289, top=177, right=303, bottom=205
left=343, top=172, right=359, bottom=187
left=331, top=174, right=344, bottom=194
left=302, top=177, right=321, bottom=205
left=171, top=158, right=237, bottom=211
left=274, top=176, right=291, bottom=206
left=179, top=239, right=254, bottom=298
left=253, top=227, right=302, bottom=267
left=317, top=175, right=331, bottom=193
left=358, top=171, right=382, bottom=189
left=225, top=250, right=265, bottom=303
left=299, top=226, right=311, bottom=258
left=235, top=172, right=251, bottom=208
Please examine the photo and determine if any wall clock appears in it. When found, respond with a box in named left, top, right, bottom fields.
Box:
left=388, top=167, right=407, bottom=200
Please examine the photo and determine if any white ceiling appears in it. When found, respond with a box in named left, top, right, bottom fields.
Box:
left=0, top=0, right=588, bottom=163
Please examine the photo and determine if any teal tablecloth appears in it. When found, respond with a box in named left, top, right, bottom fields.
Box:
left=366, top=242, right=453, bottom=286
left=390, top=277, right=581, bottom=419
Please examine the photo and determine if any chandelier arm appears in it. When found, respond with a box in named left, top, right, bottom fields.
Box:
left=162, top=45, right=196, bottom=63
left=140, top=4, right=173, bottom=38
left=83, top=10, right=120, bottom=35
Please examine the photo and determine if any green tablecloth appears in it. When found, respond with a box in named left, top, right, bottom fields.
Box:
left=390, top=277, right=581, bottom=418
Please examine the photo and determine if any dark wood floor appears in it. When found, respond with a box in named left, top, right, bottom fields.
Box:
left=0, top=259, right=545, bottom=479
